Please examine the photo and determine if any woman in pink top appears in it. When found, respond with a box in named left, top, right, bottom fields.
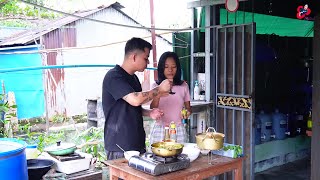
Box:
left=149, top=51, right=192, bottom=144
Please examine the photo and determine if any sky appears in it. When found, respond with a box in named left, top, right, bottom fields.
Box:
left=49, top=0, right=192, bottom=30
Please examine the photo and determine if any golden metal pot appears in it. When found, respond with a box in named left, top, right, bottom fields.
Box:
left=151, top=142, right=184, bottom=157
left=195, top=127, right=225, bottom=150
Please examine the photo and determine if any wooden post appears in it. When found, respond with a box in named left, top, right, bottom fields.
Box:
left=149, top=0, right=158, bottom=81
left=311, top=15, right=320, bottom=180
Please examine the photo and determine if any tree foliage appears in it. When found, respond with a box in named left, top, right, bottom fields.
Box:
left=0, top=0, right=59, bottom=27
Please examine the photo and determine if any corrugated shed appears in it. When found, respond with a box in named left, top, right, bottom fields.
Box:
left=0, top=2, right=172, bottom=117
left=0, top=3, right=122, bottom=46
left=0, top=27, right=28, bottom=42
left=42, top=22, right=76, bottom=115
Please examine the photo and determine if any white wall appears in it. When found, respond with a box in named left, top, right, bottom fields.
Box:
left=62, top=8, right=172, bottom=116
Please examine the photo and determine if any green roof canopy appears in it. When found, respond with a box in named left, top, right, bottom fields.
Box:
left=201, top=8, right=314, bottom=37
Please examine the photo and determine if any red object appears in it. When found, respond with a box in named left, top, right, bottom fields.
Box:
left=296, top=6, right=311, bottom=19
left=306, top=130, right=312, bottom=137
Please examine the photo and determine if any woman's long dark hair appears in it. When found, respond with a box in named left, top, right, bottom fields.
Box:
left=156, top=51, right=183, bottom=85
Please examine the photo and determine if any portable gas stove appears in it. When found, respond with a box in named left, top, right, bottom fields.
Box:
left=128, top=153, right=190, bottom=176
left=40, top=151, right=92, bottom=174
left=51, top=152, right=84, bottom=162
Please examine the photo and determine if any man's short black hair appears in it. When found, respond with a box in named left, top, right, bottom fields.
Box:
left=125, top=37, right=152, bottom=56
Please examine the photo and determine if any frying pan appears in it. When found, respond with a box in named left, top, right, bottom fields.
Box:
left=44, top=140, right=102, bottom=156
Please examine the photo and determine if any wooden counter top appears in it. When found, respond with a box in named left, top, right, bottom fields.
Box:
left=105, top=154, right=243, bottom=180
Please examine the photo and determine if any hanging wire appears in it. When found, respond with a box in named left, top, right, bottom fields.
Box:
left=17, top=0, right=219, bottom=32
left=172, top=33, right=190, bottom=48
left=0, top=30, right=172, bottom=55
left=173, top=33, right=190, bottom=45
left=179, top=55, right=192, bottom=59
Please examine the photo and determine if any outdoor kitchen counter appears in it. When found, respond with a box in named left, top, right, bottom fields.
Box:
left=105, top=154, right=243, bottom=180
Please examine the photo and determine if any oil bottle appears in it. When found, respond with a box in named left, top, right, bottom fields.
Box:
left=169, top=121, right=177, bottom=142
left=164, top=126, right=170, bottom=142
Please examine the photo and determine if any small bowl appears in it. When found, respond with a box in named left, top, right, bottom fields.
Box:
left=182, top=146, right=200, bottom=162
left=124, top=151, right=140, bottom=160
left=200, top=149, right=210, bottom=155
left=183, top=143, right=198, bottom=148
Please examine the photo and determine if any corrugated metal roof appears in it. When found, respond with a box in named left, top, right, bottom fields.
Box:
left=0, top=26, right=29, bottom=42
left=0, top=2, right=124, bottom=46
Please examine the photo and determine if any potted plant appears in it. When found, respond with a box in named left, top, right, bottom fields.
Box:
left=0, top=93, right=17, bottom=137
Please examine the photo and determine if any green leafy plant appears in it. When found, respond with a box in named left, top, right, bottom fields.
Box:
left=72, top=114, right=87, bottom=123
left=222, top=145, right=243, bottom=158
left=52, top=114, right=69, bottom=123
left=73, top=127, right=106, bottom=167
left=0, top=93, right=18, bottom=137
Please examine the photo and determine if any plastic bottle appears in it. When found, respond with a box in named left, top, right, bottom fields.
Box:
left=194, top=80, right=200, bottom=100
left=26, top=144, right=39, bottom=159
left=164, top=126, right=170, bottom=142
left=182, top=119, right=189, bottom=143
left=169, top=122, right=177, bottom=142
left=307, top=111, right=312, bottom=131
left=197, top=112, right=206, bottom=133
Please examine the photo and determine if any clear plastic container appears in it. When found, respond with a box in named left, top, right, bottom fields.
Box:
left=26, top=144, right=39, bottom=159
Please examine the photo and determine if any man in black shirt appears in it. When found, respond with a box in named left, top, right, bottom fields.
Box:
left=102, top=37, right=171, bottom=160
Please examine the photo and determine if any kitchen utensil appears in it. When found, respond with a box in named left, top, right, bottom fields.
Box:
left=39, top=151, right=92, bottom=175
left=169, top=88, right=176, bottom=95
left=27, top=159, right=55, bottom=180
left=44, top=141, right=77, bottom=156
left=116, top=144, right=126, bottom=153
left=151, top=141, right=183, bottom=157
left=196, top=127, right=225, bottom=150
left=44, top=140, right=102, bottom=156
left=116, top=143, right=133, bottom=158
left=128, top=153, right=190, bottom=176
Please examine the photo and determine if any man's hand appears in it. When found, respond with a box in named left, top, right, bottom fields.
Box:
left=158, top=79, right=171, bottom=94
left=149, top=108, right=164, bottom=120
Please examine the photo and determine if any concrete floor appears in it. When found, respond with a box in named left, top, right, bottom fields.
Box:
left=255, top=157, right=311, bottom=180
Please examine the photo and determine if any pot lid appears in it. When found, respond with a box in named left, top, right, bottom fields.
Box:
left=44, top=141, right=76, bottom=152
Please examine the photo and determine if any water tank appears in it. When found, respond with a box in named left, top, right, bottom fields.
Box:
left=257, top=111, right=272, bottom=142
left=272, top=109, right=287, bottom=140
left=287, top=112, right=297, bottom=137
left=255, top=115, right=262, bottom=145
left=0, top=138, right=28, bottom=180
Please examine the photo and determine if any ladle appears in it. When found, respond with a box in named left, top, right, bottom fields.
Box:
left=116, top=144, right=129, bottom=156
left=169, top=88, right=176, bottom=95
left=169, top=81, right=175, bottom=95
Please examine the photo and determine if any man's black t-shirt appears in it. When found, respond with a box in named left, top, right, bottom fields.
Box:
left=102, top=65, right=146, bottom=152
